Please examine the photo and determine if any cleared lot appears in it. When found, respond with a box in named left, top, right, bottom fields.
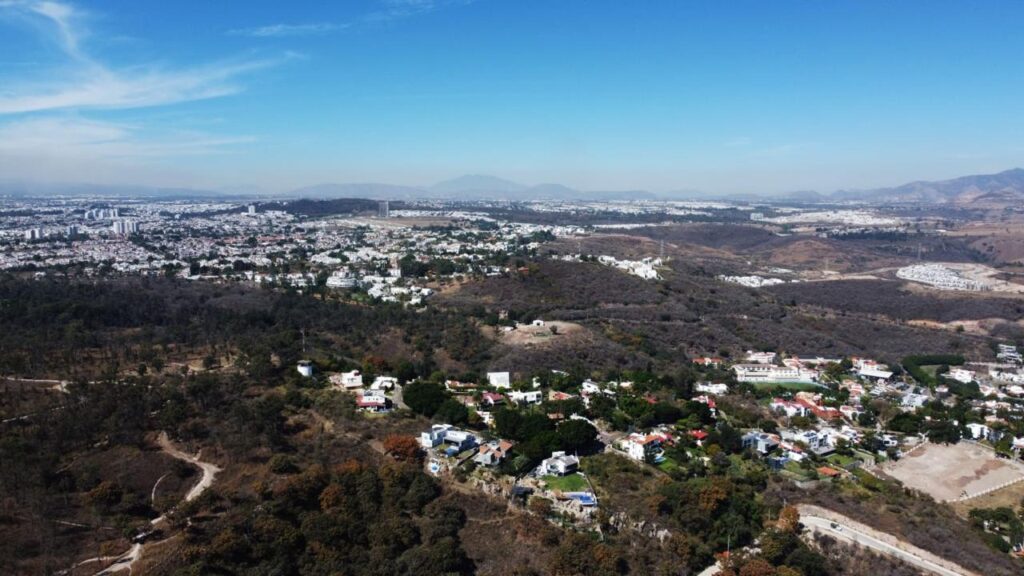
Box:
left=880, top=442, right=1024, bottom=502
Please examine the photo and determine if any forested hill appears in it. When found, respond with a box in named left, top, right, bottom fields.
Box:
left=0, top=275, right=488, bottom=381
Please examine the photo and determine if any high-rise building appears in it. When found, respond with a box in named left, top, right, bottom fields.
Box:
left=248, top=204, right=257, bottom=215
left=86, top=208, right=120, bottom=220
left=111, top=220, right=139, bottom=236
left=378, top=200, right=390, bottom=218
left=24, top=228, right=43, bottom=240
left=66, top=225, right=79, bottom=237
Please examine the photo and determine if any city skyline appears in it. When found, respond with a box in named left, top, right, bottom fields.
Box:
left=1, top=0, right=1023, bottom=195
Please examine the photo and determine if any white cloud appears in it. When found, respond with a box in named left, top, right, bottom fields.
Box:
left=0, top=116, right=253, bottom=158
left=367, top=0, right=478, bottom=23
left=0, top=57, right=286, bottom=114
left=0, top=1, right=288, bottom=114
left=228, top=22, right=346, bottom=38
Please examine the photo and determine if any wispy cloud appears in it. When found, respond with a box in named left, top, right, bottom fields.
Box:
left=0, top=0, right=289, bottom=114
left=230, top=1, right=480, bottom=38
left=228, top=22, right=346, bottom=38
left=366, top=0, right=479, bottom=23
left=0, top=57, right=290, bottom=114
left=0, top=116, right=253, bottom=158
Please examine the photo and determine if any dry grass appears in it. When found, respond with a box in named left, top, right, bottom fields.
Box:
left=880, top=443, right=1024, bottom=502
left=495, top=321, right=584, bottom=347
left=951, top=479, right=1024, bottom=517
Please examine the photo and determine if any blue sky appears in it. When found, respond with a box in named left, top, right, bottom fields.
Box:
left=1, top=0, right=1023, bottom=195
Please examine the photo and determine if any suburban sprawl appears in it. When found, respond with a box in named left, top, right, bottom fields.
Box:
left=4, top=192, right=1024, bottom=576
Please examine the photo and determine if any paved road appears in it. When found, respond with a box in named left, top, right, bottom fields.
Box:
left=802, top=515, right=971, bottom=576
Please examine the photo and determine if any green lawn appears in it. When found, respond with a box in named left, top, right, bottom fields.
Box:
left=657, top=458, right=681, bottom=473
left=782, top=461, right=816, bottom=480
left=826, top=453, right=857, bottom=468
left=542, top=473, right=588, bottom=492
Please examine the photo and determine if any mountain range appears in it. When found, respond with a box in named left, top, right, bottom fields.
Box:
left=833, top=168, right=1024, bottom=206
left=290, top=168, right=1024, bottom=206
left=4, top=168, right=1024, bottom=206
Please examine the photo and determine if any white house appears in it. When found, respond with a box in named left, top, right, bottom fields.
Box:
left=297, top=360, right=314, bottom=378
left=487, top=371, right=511, bottom=389
left=742, top=431, right=780, bottom=455
left=371, top=376, right=398, bottom=390
left=771, top=398, right=809, bottom=418
left=540, top=451, right=580, bottom=476
left=419, top=424, right=478, bottom=451
left=620, top=432, right=669, bottom=463
left=356, top=390, right=389, bottom=413
left=734, top=364, right=814, bottom=383
left=331, top=370, right=364, bottom=389
left=581, top=379, right=602, bottom=395
left=966, top=423, right=990, bottom=441
left=509, top=390, right=543, bottom=405
left=781, top=429, right=832, bottom=455
left=746, top=351, right=777, bottom=364
left=858, top=366, right=893, bottom=381
left=948, top=368, right=975, bottom=384
left=695, top=382, right=729, bottom=395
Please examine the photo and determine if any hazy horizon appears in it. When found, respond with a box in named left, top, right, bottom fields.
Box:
left=1, top=1, right=1023, bottom=195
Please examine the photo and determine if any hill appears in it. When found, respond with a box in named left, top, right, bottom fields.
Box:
left=837, top=168, right=1024, bottom=206
left=431, top=174, right=527, bottom=195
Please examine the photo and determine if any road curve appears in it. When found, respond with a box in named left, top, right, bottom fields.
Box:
left=92, top=433, right=221, bottom=575
left=801, top=514, right=974, bottom=576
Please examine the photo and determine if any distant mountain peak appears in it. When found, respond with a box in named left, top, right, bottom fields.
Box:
left=430, top=174, right=527, bottom=193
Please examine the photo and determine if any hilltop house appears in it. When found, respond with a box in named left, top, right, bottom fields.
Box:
left=509, top=390, right=543, bottom=405
left=474, top=440, right=514, bottom=466
left=620, top=431, right=671, bottom=463
left=480, top=392, right=506, bottom=407
left=743, top=431, right=780, bottom=455
left=746, top=351, right=777, bottom=364
left=356, top=389, right=390, bottom=413
left=540, top=451, right=579, bottom=476
left=948, top=368, right=975, bottom=384
left=420, top=424, right=478, bottom=452
left=733, top=364, right=815, bottom=384
left=486, top=372, right=512, bottom=389
left=695, top=382, right=729, bottom=395
left=371, top=376, right=398, bottom=390
left=331, top=370, right=364, bottom=390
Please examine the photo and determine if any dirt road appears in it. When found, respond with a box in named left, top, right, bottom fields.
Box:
left=91, top=433, right=221, bottom=575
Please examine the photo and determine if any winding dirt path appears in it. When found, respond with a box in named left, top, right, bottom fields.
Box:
left=88, top=433, right=221, bottom=575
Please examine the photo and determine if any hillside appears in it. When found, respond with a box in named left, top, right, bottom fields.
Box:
left=439, top=259, right=996, bottom=370
left=837, top=168, right=1024, bottom=206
